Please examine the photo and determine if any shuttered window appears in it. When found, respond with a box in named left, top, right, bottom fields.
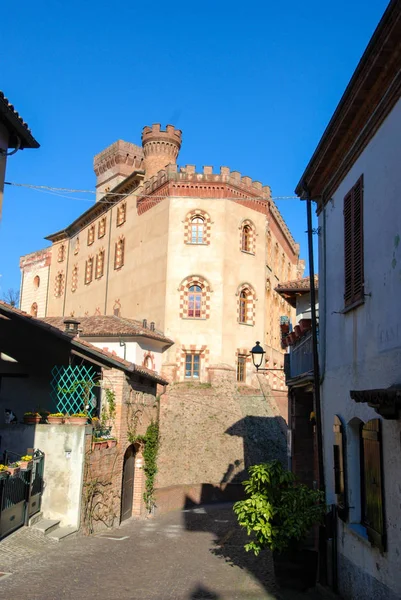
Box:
left=361, top=419, right=385, bottom=551
left=344, top=175, right=364, bottom=307
left=333, top=416, right=347, bottom=521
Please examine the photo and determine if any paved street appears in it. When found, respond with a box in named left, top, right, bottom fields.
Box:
left=0, top=504, right=333, bottom=600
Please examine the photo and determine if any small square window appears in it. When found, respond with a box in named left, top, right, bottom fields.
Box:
left=185, top=353, right=200, bottom=379
left=237, top=355, right=247, bottom=382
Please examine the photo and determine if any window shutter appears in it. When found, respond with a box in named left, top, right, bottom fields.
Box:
left=344, top=176, right=364, bottom=306
left=333, top=416, right=347, bottom=520
left=361, top=419, right=385, bottom=551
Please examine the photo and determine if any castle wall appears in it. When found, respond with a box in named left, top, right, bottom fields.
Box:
left=19, top=248, right=51, bottom=317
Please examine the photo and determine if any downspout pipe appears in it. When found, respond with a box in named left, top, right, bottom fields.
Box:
left=319, top=205, right=327, bottom=385
left=302, top=181, right=325, bottom=493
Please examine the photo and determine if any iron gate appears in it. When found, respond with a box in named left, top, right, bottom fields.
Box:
left=0, top=451, right=44, bottom=540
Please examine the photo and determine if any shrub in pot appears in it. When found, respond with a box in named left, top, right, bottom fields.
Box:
left=7, top=462, right=21, bottom=476
left=67, top=413, right=88, bottom=425
left=47, top=413, right=65, bottom=424
left=19, top=455, right=33, bottom=470
left=233, top=460, right=325, bottom=591
left=23, top=412, right=41, bottom=424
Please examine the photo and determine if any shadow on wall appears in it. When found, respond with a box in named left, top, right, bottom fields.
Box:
left=188, top=585, right=221, bottom=599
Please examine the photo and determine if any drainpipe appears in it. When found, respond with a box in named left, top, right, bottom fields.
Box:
left=303, top=181, right=324, bottom=493
left=104, top=207, right=113, bottom=315
left=319, top=206, right=327, bottom=384
left=62, top=240, right=71, bottom=317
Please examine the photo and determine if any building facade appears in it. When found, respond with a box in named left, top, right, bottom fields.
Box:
left=20, top=124, right=303, bottom=394
left=296, top=2, right=401, bottom=597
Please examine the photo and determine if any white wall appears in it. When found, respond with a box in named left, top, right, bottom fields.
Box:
left=295, top=292, right=319, bottom=323
left=86, top=337, right=165, bottom=373
left=320, top=97, right=401, bottom=599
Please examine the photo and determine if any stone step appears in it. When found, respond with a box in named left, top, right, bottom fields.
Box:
left=32, top=519, right=61, bottom=535
left=28, top=511, right=43, bottom=526
left=47, top=526, right=78, bottom=542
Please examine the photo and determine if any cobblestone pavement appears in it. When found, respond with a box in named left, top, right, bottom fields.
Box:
left=0, top=504, right=336, bottom=600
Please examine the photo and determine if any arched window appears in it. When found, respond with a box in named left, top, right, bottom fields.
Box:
left=58, top=244, right=65, bottom=263
left=96, top=250, right=105, bottom=279
left=239, top=290, right=248, bottom=323
left=74, top=237, right=80, bottom=255
left=188, top=285, right=202, bottom=318
left=190, top=216, right=204, bottom=244
left=144, top=355, right=153, bottom=370
left=33, top=275, right=40, bottom=289
left=71, top=265, right=78, bottom=292
left=242, top=225, right=251, bottom=252
left=237, top=284, right=256, bottom=325
left=54, top=273, right=64, bottom=298
left=85, top=257, right=94, bottom=284
left=114, top=237, right=125, bottom=270
left=30, top=303, right=38, bottom=317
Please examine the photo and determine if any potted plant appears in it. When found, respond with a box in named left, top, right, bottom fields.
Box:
left=23, top=412, right=41, bottom=424
left=234, top=460, right=325, bottom=591
left=0, top=465, right=9, bottom=480
left=19, top=455, right=33, bottom=470
left=7, top=462, right=21, bottom=476
left=47, top=413, right=65, bottom=424
left=107, top=438, right=117, bottom=449
left=67, top=413, right=88, bottom=425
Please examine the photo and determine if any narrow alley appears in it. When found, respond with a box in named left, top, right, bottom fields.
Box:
left=0, top=504, right=333, bottom=600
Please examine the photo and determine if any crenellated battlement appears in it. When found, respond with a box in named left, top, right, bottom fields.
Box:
left=93, top=140, right=144, bottom=201
left=142, top=123, right=182, bottom=146
left=141, top=124, right=182, bottom=180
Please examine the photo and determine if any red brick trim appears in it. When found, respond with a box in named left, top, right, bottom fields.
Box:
left=54, top=271, right=65, bottom=298
left=71, top=264, right=78, bottom=292
left=179, top=345, right=210, bottom=381
left=239, top=219, right=256, bottom=255
left=143, top=352, right=155, bottom=370
left=236, top=283, right=256, bottom=326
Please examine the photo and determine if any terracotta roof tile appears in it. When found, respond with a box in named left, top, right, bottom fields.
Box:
left=275, top=275, right=319, bottom=292
left=0, top=91, right=39, bottom=148
left=42, top=315, right=173, bottom=345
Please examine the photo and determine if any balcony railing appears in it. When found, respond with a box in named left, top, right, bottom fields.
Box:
left=284, top=330, right=314, bottom=381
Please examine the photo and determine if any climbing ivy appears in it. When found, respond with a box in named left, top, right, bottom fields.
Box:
left=142, top=421, right=159, bottom=513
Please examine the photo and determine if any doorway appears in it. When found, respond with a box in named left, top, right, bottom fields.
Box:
left=121, top=445, right=136, bottom=522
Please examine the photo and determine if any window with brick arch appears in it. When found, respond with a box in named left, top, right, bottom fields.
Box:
left=237, top=355, right=247, bottom=382
left=188, top=285, right=202, bottom=318
left=190, top=216, right=204, bottom=244
left=30, top=303, right=38, bottom=317
left=74, top=237, right=80, bottom=255
left=144, top=355, right=153, bottom=369
left=242, top=226, right=251, bottom=252
left=239, top=291, right=248, bottom=323
left=71, top=265, right=78, bottom=292
left=55, top=273, right=64, bottom=297
left=237, top=284, right=256, bottom=325
left=114, top=237, right=125, bottom=270
left=98, top=216, right=106, bottom=238
left=116, top=203, right=126, bottom=227
left=58, top=244, right=66, bottom=263
left=87, top=225, right=95, bottom=246
left=96, top=250, right=105, bottom=279
left=85, top=257, right=94, bottom=284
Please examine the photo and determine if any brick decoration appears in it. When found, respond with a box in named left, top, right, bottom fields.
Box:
left=30, top=302, right=38, bottom=317
left=178, top=344, right=209, bottom=381
left=239, top=219, right=256, bottom=255
left=178, top=275, right=212, bottom=320
left=57, top=244, right=66, bottom=263
left=235, top=347, right=252, bottom=382
left=184, top=209, right=211, bottom=245
left=114, top=237, right=125, bottom=270
left=71, top=264, right=78, bottom=292
left=143, top=352, right=155, bottom=370
left=116, top=202, right=126, bottom=227
left=96, top=249, right=105, bottom=279
left=98, top=216, right=106, bottom=238
left=54, top=271, right=65, bottom=298
left=87, top=225, right=95, bottom=246
left=74, top=236, right=80, bottom=255
left=236, top=283, right=256, bottom=326
left=94, top=306, right=101, bottom=316
left=85, top=257, right=94, bottom=284
left=113, top=299, right=121, bottom=316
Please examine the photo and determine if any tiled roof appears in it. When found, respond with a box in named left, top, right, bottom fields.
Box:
left=42, top=315, right=173, bottom=345
left=0, top=91, right=39, bottom=149
left=0, top=302, right=167, bottom=385
left=275, top=275, right=319, bottom=293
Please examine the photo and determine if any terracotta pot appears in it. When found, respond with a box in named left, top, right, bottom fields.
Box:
left=23, top=416, right=41, bottom=424
left=47, top=416, right=65, bottom=424
left=19, top=461, right=33, bottom=471
left=107, top=439, right=117, bottom=448
left=7, top=467, right=20, bottom=476
left=67, top=417, right=88, bottom=425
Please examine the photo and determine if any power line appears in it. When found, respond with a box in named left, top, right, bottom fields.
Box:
left=4, top=180, right=299, bottom=203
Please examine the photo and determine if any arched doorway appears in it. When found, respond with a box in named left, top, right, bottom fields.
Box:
left=121, top=445, right=136, bottom=522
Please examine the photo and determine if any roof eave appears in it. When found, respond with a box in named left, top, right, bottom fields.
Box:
left=0, top=97, right=39, bottom=149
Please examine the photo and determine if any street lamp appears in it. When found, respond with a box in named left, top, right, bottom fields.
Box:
left=250, top=341, right=266, bottom=371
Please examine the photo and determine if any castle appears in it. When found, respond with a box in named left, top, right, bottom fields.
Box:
left=20, top=123, right=303, bottom=393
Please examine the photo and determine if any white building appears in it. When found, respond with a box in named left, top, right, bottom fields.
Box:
left=296, top=2, right=401, bottom=598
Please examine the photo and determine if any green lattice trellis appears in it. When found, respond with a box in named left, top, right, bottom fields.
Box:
left=50, top=365, right=98, bottom=416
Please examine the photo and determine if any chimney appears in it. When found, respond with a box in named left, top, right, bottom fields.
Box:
left=150, top=322, right=155, bottom=331
left=142, top=319, right=147, bottom=329
left=64, top=319, right=80, bottom=336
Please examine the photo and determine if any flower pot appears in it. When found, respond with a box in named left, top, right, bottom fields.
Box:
left=47, top=416, right=65, bottom=424
left=7, top=467, right=21, bottom=476
left=23, top=416, right=41, bottom=424
left=19, top=461, right=33, bottom=471
left=107, top=439, right=117, bottom=448
left=273, top=547, right=318, bottom=591
left=100, top=441, right=108, bottom=450
left=67, top=417, right=88, bottom=425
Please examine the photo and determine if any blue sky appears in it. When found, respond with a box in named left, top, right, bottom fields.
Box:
left=0, top=0, right=389, bottom=295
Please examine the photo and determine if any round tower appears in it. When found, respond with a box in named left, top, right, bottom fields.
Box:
left=141, top=124, right=182, bottom=180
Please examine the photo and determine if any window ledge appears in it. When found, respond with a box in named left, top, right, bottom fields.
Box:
left=182, top=317, right=207, bottom=321
left=347, top=523, right=370, bottom=546
left=341, top=298, right=365, bottom=314
left=238, top=322, right=254, bottom=327
left=185, top=242, right=208, bottom=246
left=241, top=250, right=255, bottom=256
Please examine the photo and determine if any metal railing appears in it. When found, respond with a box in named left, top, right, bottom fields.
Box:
left=286, top=331, right=314, bottom=380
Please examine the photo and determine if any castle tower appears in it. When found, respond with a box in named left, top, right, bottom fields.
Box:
left=141, top=124, right=182, bottom=180
left=93, top=140, right=144, bottom=201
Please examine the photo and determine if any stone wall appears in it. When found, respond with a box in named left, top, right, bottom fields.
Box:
left=155, top=371, right=287, bottom=512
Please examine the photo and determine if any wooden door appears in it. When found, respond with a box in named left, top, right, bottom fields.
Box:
left=121, top=446, right=135, bottom=522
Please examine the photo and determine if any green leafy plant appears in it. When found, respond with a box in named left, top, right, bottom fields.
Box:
left=0, top=464, right=8, bottom=472
left=49, top=413, right=64, bottom=417
left=70, top=413, right=87, bottom=418
left=142, top=421, right=159, bottom=513
left=233, top=460, right=325, bottom=555
left=24, top=412, right=40, bottom=417
left=8, top=462, right=20, bottom=468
